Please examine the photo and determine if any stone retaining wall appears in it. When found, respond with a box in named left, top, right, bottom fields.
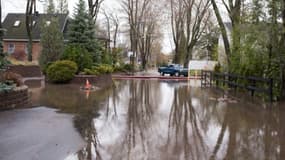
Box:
left=7, top=65, right=42, bottom=78
left=0, top=86, right=29, bottom=109
left=71, top=74, right=112, bottom=88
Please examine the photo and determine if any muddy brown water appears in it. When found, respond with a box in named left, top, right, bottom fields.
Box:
left=1, top=79, right=285, bottom=160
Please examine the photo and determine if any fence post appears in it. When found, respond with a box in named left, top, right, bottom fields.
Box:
left=201, top=70, right=203, bottom=87
left=210, top=71, right=212, bottom=87
left=216, top=73, right=219, bottom=88
left=269, top=78, right=273, bottom=102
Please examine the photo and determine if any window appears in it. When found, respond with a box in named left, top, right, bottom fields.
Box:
left=25, top=44, right=28, bottom=54
left=8, top=44, right=15, bottom=54
left=14, top=20, right=20, bottom=27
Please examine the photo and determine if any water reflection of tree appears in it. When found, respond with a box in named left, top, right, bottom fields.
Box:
left=125, top=80, right=156, bottom=158
left=167, top=86, right=208, bottom=160
left=207, top=98, right=282, bottom=160
left=73, top=81, right=129, bottom=160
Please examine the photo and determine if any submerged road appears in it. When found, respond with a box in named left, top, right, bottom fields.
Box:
left=0, top=79, right=284, bottom=160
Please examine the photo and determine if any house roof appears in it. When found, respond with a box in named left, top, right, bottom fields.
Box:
left=3, top=13, right=68, bottom=41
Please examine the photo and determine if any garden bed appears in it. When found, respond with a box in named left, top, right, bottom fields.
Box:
left=0, top=85, right=29, bottom=109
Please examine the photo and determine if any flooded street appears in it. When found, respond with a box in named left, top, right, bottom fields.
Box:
left=1, top=79, right=285, bottom=160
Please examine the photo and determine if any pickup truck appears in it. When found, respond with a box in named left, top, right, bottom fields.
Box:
left=158, top=64, right=183, bottom=76
left=178, top=68, right=189, bottom=77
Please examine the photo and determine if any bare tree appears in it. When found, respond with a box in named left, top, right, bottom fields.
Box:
left=57, top=0, right=69, bottom=14
left=170, top=0, right=211, bottom=66
left=102, top=9, right=120, bottom=64
left=122, top=0, right=162, bottom=70
left=170, top=0, right=186, bottom=64
left=88, top=0, right=105, bottom=22
left=110, top=13, right=119, bottom=50
left=102, top=9, right=111, bottom=53
left=26, top=0, right=37, bottom=61
left=210, top=0, right=242, bottom=65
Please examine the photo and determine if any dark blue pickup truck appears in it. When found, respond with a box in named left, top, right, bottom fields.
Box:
left=158, top=64, right=183, bottom=76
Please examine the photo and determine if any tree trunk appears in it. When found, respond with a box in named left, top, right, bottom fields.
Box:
left=26, top=0, right=35, bottom=62
left=211, top=0, right=231, bottom=65
left=281, top=0, right=285, bottom=99
left=0, top=0, right=3, bottom=55
left=232, top=0, right=241, bottom=57
left=184, top=42, right=195, bottom=67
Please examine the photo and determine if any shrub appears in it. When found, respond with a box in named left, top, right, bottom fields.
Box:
left=83, top=68, right=99, bottom=75
left=81, top=64, right=113, bottom=75
left=47, top=60, right=78, bottom=83
left=94, top=64, right=114, bottom=74
left=61, top=44, right=93, bottom=72
left=113, top=64, right=133, bottom=73
left=123, top=64, right=133, bottom=72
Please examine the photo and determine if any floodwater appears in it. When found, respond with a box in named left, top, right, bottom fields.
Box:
left=1, top=79, right=285, bottom=160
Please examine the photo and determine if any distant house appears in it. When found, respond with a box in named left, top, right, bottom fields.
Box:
left=2, top=13, right=111, bottom=62
left=2, top=13, right=68, bottom=62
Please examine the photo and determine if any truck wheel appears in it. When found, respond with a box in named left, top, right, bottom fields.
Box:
left=162, top=72, right=165, bottom=76
left=175, top=72, right=179, bottom=77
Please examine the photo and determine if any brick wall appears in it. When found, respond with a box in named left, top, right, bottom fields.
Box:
left=0, top=86, right=29, bottom=109
left=3, top=41, right=42, bottom=62
left=8, top=65, right=42, bottom=78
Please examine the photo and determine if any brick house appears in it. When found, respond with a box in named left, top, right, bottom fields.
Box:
left=3, top=13, right=111, bottom=63
left=2, top=13, right=68, bottom=62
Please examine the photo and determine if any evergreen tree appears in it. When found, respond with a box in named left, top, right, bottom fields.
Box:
left=57, top=0, right=69, bottom=14
left=68, top=0, right=103, bottom=63
left=68, top=0, right=89, bottom=46
left=86, top=15, right=102, bottom=63
left=39, top=18, right=64, bottom=70
left=46, top=0, right=55, bottom=14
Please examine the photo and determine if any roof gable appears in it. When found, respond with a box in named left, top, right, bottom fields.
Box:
left=3, top=13, right=68, bottom=41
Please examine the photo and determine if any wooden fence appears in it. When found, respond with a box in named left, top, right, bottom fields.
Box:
left=201, top=70, right=273, bottom=102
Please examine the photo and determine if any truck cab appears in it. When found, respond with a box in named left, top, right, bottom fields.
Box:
left=158, top=64, right=182, bottom=76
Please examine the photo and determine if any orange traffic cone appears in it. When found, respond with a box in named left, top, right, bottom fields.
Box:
left=85, top=79, right=91, bottom=89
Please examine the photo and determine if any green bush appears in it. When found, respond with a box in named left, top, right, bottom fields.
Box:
left=123, top=64, right=133, bottom=71
left=81, top=64, right=114, bottom=75
left=47, top=60, right=78, bottom=83
left=113, top=63, right=134, bottom=73
left=83, top=68, right=99, bottom=75
left=61, top=44, right=93, bottom=72
left=94, top=64, right=114, bottom=74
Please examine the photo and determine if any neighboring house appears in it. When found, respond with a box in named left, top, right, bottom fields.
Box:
left=2, top=13, right=110, bottom=62
left=2, top=13, right=68, bottom=62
